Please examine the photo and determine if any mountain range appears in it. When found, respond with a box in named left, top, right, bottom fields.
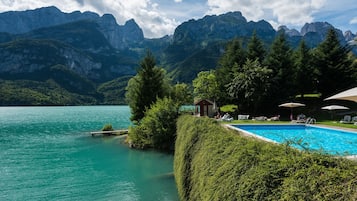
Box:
left=0, top=6, right=356, bottom=105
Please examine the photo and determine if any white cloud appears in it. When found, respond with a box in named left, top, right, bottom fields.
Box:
left=79, top=0, right=179, bottom=38
left=0, top=0, right=179, bottom=38
left=206, top=0, right=326, bottom=28
left=350, top=17, right=357, bottom=25
left=0, top=0, right=354, bottom=37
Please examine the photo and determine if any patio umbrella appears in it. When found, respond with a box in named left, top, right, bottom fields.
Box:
left=321, top=105, right=349, bottom=110
left=321, top=105, right=349, bottom=119
left=278, top=102, right=305, bottom=120
left=324, top=87, right=357, bottom=102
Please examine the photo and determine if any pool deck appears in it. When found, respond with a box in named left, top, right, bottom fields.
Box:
left=313, top=124, right=357, bottom=132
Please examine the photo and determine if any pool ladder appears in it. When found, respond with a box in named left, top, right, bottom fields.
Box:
left=305, top=117, right=316, bottom=124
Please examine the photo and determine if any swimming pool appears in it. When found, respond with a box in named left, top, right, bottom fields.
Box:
left=229, top=124, right=357, bottom=156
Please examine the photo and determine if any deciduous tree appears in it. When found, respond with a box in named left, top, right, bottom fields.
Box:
left=193, top=70, right=220, bottom=101
left=227, top=59, right=272, bottom=113
left=171, top=83, right=193, bottom=105
left=129, top=97, right=179, bottom=150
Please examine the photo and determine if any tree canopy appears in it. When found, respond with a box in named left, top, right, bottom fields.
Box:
left=129, top=97, right=179, bottom=150
left=227, top=59, right=272, bottom=113
left=247, top=31, right=266, bottom=63
left=293, top=40, right=316, bottom=98
left=193, top=70, right=220, bottom=101
left=313, top=29, right=355, bottom=98
left=191, top=29, right=357, bottom=115
left=125, top=51, right=169, bottom=123
left=126, top=51, right=193, bottom=151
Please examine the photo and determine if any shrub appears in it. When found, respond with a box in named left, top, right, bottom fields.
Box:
left=101, top=123, right=113, bottom=131
left=174, top=115, right=357, bottom=201
left=219, top=104, right=238, bottom=113
left=128, top=97, right=179, bottom=150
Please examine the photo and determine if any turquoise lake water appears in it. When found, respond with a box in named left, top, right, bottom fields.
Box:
left=0, top=106, right=178, bottom=201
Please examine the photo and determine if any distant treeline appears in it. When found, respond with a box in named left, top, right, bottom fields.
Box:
left=210, top=29, right=357, bottom=115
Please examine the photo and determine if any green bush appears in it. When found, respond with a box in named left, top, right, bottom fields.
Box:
left=128, top=97, right=179, bottom=150
left=219, top=104, right=238, bottom=113
left=101, top=124, right=114, bottom=131
left=174, top=115, right=357, bottom=201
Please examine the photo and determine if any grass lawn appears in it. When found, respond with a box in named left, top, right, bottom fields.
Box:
left=318, top=120, right=357, bottom=130
left=224, top=120, right=286, bottom=124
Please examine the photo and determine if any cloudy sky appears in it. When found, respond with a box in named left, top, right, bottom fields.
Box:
left=0, top=0, right=356, bottom=38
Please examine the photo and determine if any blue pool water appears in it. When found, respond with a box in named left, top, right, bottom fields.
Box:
left=231, top=124, right=357, bottom=156
left=0, top=106, right=178, bottom=201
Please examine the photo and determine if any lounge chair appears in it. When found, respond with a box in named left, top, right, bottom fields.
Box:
left=340, top=115, right=352, bottom=124
left=220, top=113, right=233, bottom=122
left=253, top=116, right=267, bottom=121
left=269, top=115, right=280, bottom=121
left=352, top=116, right=357, bottom=123
left=238, top=114, right=249, bottom=120
left=295, top=114, right=306, bottom=123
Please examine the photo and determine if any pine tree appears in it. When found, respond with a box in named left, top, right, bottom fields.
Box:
left=247, top=31, right=266, bottom=63
left=313, top=29, right=354, bottom=97
left=293, top=40, right=316, bottom=97
left=215, top=38, right=246, bottom=104
left=125, top=51, right=168, bottom=123
left=264, top=32, right=294, bottom=104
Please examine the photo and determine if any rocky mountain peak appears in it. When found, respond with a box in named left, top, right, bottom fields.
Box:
left=220, top=11, right=247, bottom=23
left=122, top=19, right=144, bottom=42
left=278, top=25, right=301, bottom=37
left=173, top=11, right=275, bottom=45
left=0, top=6, right=145, bottom=49
left=98, top=14, right=118, bottom=26
left=300, top=22, right=345, bottom=44
left=0, top=6, right=99, bottom=34
left=344, top=30, right=356, bottom=41
left=301, top=22, right=334, bottom=36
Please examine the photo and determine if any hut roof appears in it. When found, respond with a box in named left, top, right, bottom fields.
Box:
left=194, top=99, right=214, bottom=105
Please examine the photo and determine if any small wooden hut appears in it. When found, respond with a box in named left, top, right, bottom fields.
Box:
left=194, top=99, right=216, bottom=117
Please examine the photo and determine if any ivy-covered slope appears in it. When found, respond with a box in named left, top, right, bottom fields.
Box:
left=174, top=115, right=357, bottom=201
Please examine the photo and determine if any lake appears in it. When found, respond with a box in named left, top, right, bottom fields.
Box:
left=0, top=106, right=178, bottom=201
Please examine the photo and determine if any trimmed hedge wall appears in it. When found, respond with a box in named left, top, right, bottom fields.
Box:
left=174, top=115, right=357, bottom=201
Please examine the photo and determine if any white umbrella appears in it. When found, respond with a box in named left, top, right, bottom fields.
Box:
left=324, top=87, right=357, bottom=102
left=321, top=105, right=349, bottom=110
left=279, top=102, right=306, bottom=108
left=279, top=102, right=306, bottom=120
left=321, top=105, right=349, bottom=119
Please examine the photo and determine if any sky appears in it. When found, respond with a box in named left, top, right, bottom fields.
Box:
left=0, top=0, right=356, bottom=38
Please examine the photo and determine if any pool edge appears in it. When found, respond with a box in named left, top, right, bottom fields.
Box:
left=225, top=123, right=357, bottom=160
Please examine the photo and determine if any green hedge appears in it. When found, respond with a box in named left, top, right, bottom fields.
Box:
left=174, top=115, right=357, bottom=201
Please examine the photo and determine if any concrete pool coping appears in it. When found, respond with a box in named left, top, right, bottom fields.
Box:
left=225, top=123, right=357, bottom=160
